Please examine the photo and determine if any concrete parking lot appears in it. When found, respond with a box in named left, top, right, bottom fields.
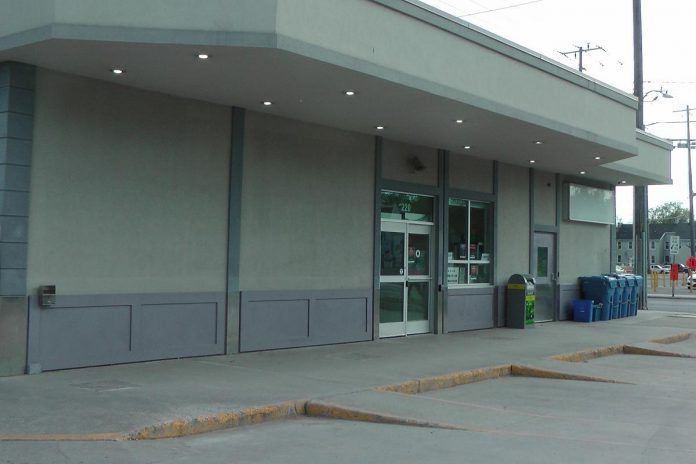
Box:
left=2, top=307, right=696, bottom=463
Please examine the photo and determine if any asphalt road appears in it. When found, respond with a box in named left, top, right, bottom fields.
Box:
left=647, top=297, right=696, bottom=313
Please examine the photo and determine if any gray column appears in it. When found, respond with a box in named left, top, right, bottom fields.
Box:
left=0, top=62, right=35, bottom=376
left=225, top=107, right=245, bottom=354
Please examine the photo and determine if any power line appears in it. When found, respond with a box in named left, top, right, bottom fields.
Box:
left=457, top=0, right=544, bottom=17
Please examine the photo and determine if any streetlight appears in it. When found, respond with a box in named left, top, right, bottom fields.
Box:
left=643, top=87, right=674, bottom=102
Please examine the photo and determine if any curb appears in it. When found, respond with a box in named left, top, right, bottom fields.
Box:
left=305, top=400, right=468, bottom=431
left=375, top=365, right=511, bottom=394
left=550, top=344, right=624, bottom=362
left=650, top=332, right=692, bottom=344
left=0, top=400, right=307, bottom=442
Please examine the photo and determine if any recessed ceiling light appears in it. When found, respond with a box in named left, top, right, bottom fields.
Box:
left=262, top=101, right=273, bottom=106
left=455, top=119, right=464, bottom=124
left=464, top=146, right=471, bottom=150
left=534, top=140, right=543, bottom=145
left=197, top=53, right=210, bottom=60
left=111, top=69, right=124, bottom=75
left=529, top=160, right=536, bottom=164
left=579, top=171, right=586, bottom=175
left=344, top=90, right=356, bottom=96
left=375, top=126, right=385, bottom=130
left=619, top=180, right=627, bottom=184
left=594, top=156, right=602, bottom=160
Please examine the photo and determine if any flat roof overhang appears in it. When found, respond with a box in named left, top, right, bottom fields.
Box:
left=0, top=0, right=670, bottom=186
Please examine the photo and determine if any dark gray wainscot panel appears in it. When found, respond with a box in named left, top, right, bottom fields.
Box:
left=447, top=286, right=495, bottom=332
left=240, top=289, right=372, bottom=352
left=558, top=284, right=580, bottom=321
left=27, top=292, right=225, bottom=372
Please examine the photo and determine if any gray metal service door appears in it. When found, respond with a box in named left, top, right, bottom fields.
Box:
left=533, top=232, right=556, bottom=322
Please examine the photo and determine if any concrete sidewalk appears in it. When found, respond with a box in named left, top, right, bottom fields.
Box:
left=1, top=310, right=695, bottom=441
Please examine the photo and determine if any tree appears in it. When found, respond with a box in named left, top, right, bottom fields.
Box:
left=648, top=202, right=690, bottom=224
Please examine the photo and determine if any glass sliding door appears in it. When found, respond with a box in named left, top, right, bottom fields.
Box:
left=379, top=220, right=434, bottom=337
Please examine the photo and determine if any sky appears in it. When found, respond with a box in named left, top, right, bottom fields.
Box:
left=419, top=0, right=696, bottom=223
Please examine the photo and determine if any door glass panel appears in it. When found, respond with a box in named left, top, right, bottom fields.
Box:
left=380, top=283, right=405, bottom=323
left=408, top=233, right=429, bottom=276
left=407, top=282, right=429, bottom=322
left=381, top=232, right=404, bottom=276
left=380, top=191, right=434, bottom=222
left=537, top=247, right=549, bottom=278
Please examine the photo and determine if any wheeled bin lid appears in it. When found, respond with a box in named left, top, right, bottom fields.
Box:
left=605, top=274, right=626, bottom=287
left=623, top=275, right=636, bottom=286
left=580, top=275, right=618, bottom=288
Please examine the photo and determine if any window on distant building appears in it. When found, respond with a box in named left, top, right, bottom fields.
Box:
left=617, top=255, right=622, bottom=263
left=665, top=255, right=671, bottom=263
left=628, top=241, right=633, bottom=249
left=618, top=241, right=622, bottom=250
left=651, top=255, right=655, bottom=263
left=665, top=241, right=670, bottom=250
left=651, top=241, right=655, bottom=249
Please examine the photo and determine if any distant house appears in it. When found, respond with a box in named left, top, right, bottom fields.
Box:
left=616, top=224, right=693, bottom=268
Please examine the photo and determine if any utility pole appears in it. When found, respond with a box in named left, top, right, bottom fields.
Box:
left=633, top=0, right=648, bottom=310
left=674, top=106, right=696, bottom=258
left=559, top=43, right=604, bottom=72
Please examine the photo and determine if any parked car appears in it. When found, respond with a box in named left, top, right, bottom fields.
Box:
left=649, top=264, right=669, bottom=274
left=676, top=263, right=691, bottom=274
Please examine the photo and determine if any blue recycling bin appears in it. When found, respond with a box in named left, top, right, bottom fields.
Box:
left=573, top=299, right=593, bottom=322
left=634, top=275, right=643, bottom=315
left=580, top=276, right=615, bottom=321
left=623, top=275, right=638, bottom=317
left=614, top=275, right=628, bottom=318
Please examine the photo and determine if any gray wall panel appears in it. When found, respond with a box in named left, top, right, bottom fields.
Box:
left=0, top=86, right=34, bottom=114
left=0, top=62, right=34, bottom=302
left=241, top=299, right=310, bottom=351
left=240, top=289, right=372, bottom=352
left=446, top=287, right=495, bottom=332
left=37, top=304, right=133, bottom=371
left=0, top=164, right=30, bottom=191
left=0, top=138, right=32, bottom=165
left=559, top=284, right=580, bottom=321
left=0, top=216, right=27, bottom=242
left=0, top=112, right=33, bottom=139
left=141, top=302, right=221, bottom=357
left=0, top=190, right=29, bottom=216
left=0, top=243, right=26, bottom=268
left=0, top=269, right=25, bottom=295
left=0, top=296, right=27, bottom=376
left=27, top=292, right=226, bottom=372
left=310, top=297, right=369, bottom=344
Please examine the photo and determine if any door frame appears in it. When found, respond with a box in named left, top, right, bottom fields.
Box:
left=379, top=219, right=435, bottom=337
left=532, top=230, right=558, bottom=321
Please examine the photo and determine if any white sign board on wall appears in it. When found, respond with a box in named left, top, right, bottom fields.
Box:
left=565, top=183, right=615, bottom=225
